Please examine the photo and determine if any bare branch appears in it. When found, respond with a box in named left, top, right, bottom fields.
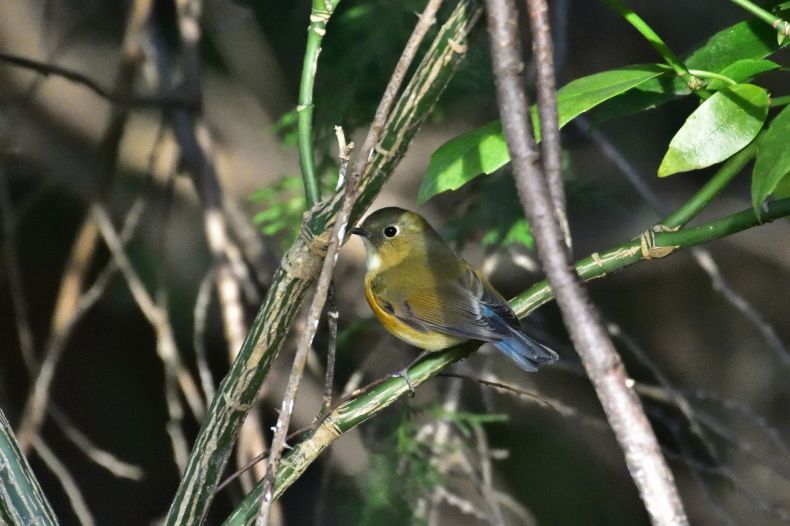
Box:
left=524, top=0, right=570, bottom=250
left=32, top=437, right=96, bottom=526
left=90, top=204, right=205, bottom=419
left=0, top=52, right=199, bottom=110
left=256, top=131, right=355, bottom=526
left=194, top=269, right=218, bottom=402
left=483, top=0, right=688, bottom=523
left=351, top=0, right=445, bottom=180
left=14, top=0, right=160, bottom=452
left=320, top=282, right=339, bottom=414
left=49, top=407, right=144, bottom=481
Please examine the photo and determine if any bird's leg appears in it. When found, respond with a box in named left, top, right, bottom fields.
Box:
left=390, top=350, right=431, bottom=396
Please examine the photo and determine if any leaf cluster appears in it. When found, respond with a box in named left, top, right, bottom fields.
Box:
left=420, top=16, right=789, bottom=218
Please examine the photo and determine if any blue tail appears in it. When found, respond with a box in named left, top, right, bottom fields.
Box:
left=493, top=327, right=558, bottom=372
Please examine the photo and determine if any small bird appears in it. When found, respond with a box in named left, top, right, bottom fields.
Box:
left=352, top=207, right=557, bottom=378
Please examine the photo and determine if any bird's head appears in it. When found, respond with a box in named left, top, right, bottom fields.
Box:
left=352, top=207, right=439, bottom=272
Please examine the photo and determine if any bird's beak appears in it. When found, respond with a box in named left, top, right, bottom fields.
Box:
left=352, top=226, right=370, bottom=238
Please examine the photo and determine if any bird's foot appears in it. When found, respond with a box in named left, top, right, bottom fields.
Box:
left=390, top=368, right=416, bottom=397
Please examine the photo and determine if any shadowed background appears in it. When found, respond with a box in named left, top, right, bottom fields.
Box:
left=0, top=0, right=788, bottom=524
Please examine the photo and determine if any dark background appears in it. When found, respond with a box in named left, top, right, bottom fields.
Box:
left=1, top=0, right=788, bottom=524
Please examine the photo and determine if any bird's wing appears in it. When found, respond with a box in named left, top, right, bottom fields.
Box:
left=370, top=264, right=517, bottom=342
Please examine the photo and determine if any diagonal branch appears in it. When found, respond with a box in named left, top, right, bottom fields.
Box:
left=484, top=0, right=687, bottom=523
left=256, top=131, right=354, bottom=526
left=525, top=0, right=570, bottom=250
left=350, top=0, right=445, bottom=181
left=0, top=52, right=198, bottom=109
left=223, top=199, right=790, bottom=526
left=222, top=198, right=790, bottom=525
left=164, top=3, right=482, bottom=524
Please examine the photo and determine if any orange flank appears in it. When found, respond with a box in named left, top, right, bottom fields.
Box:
left=364, top=274, right=463, bottom=351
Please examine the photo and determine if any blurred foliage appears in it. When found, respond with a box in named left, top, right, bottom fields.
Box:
left=339, top=404, right=508, bottom=526
left=340, top=407, right=439, bottom=526
left=443, top=172, right=535, bottom=250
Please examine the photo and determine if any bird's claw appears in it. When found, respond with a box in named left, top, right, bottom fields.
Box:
left=390, top=368, right=416, bottom=397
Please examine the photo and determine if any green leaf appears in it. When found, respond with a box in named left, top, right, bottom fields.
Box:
left=539, top=63, right=666, bottom=135
left=658, top=84, right=769, bottom=177
left=418, top=120, right=507, bottom=203
left=419, top=64, right=665, bottom=203
left=774, top=175, right=790, bottom=200
left=752, top=105, right=790, bottom=214
left=705, top=59, right=780, bottom=90
left=596, top=20, right=781, bottom=121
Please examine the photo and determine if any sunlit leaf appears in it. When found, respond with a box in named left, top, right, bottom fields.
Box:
left=658, top=84, right=769, bottom=177
left=419, top=64, right=665, bottom=202
left=596, top=20, right=781, bottom=121
left=705, top=59, right=779, bottom=90
left=752, top=105, right=790, bottom=214
left=418, top=121, right=507, bottom=203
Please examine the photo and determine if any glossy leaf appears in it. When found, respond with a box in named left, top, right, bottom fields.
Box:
left=752, top=105, right=790, bottom=214
left=419, top=64, right=665, bottom=203
left=658, top=84, right=769, bottom=177
left=774, top=175, right=790, bottom=200
left=705, top=59, right=779, bottom=90
left=596, top=20, right=781, bottom=121
left=418, top=120, right=506, bottom=203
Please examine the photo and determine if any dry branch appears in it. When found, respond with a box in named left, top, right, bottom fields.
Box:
left=484, top=0, right=688, bottom=523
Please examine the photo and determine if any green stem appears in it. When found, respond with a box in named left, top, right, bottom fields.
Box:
left=661, top=140, right=757, bottom=229
left=223, top=197, right=790, bottom=525
left=772, top=94, right=790, bottom=107
left=0, top=409, right=58, bottom=526
left=297, top=0, right=341, bottom=207
left=727, top=0, right=790, bottom=39
left=602, top=0, right=700, bottom=88
left=687, top=69, right=737, bottom=86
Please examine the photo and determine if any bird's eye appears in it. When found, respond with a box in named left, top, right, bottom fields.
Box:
left=383, top=225, right=399, bottom=238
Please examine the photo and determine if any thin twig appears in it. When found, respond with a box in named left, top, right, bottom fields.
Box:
left=194, top=268, right=218, bottom=402
left=525, top=0, right=570, bottom=251
left=606, top=321, right=721, bottom=465
left=15, top=193, right=148, bottom=452
left=690, top=389, right=789, bottom=456
left=424, top=377, right=464, bottom=525
left=32, top=437, right=96, bottom=526
left=90, top=204, right=205, bottom=419
left=163, top=373, right=191, bottom=474
left=0, top=167, right=36, bottom=369
left=14, top=0, right=159, bottom=453
left=49, top=407, right=144, bottom=481
left=320, top=282, right=339, bottom=414
left=440, top=373, right=610, bottom=431
left=484, top=0, right=687, bottom=523
left=472, top=425, right=506, bottom=526
left=667, top=419, right=735, bottom=526
left=171, top=0, right=275, bottom=489
left=256, top=130, right=355, bottom=526
left=350, top=0, right=445, bottom=181
left=605, top=321, right=731, bottom=520
left=0, top=52, right=199, bottom=109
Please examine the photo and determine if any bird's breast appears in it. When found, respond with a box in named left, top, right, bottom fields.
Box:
left=364, top=274, right=463, bottom=351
